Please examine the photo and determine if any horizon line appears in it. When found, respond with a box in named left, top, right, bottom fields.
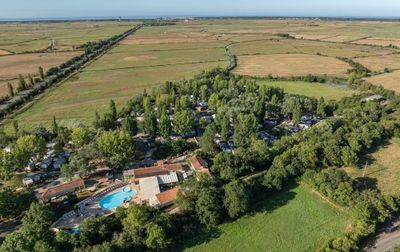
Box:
left=1, top=14, right=400, bottom=22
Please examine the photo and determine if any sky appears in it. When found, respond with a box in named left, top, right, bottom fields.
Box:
left=1, top=0, right=400, bottom=19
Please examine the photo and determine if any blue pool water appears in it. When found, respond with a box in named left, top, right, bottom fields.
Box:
left=99, top=187, right=137, bottom=210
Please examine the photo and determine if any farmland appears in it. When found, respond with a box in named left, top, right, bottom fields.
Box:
left=258, top=80, right=352, bottom=100
left=355, top=54, right=400, bottom=72
left=0, top=51, right=81, bottom=96
left=182, top=184, right=351, bottom=252
left=4, top=18, right=400, bottom=129
left=345, top=138, right=400, bottom=196
left=0, top=21, right=139, bottom=53
left=364, top=70, right=400, bottom=94
left=8, top=24, right=229, bottom=128
left=234, top=54, right=349, bottom=78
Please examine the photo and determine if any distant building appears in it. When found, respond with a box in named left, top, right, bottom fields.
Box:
left=40, top=179, right=85, bottom=202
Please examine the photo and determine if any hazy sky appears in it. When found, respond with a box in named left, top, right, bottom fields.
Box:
left=1, top=0, right=400, bottom=19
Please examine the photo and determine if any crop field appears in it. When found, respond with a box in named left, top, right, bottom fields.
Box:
left=345, top=138, right=400, bottom=196
left=182, top=184, right=350, bottom=252
left=0, top=51, right=81, bottom=80
left=234, top=54, right=349, bottom=78
left=229, top=38, right=396, bottom=58
left=5, top=19, right=400, bottom=129
left=354, top=54, right=400, bottom=72
left=0, top=21, right=139, bottom=53
left=8, top=24, right=229, bottom=128
left=363, top=70, right=400, bottom=94
left=0, top=51, right=81, bottom=96
left=258, top=80, right=352, bottom=100
left=352, top=38, right=400, bottom=47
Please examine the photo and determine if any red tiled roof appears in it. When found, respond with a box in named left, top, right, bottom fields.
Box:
left=188, top=156, right=211, bottom=176
left=124, top=161, right=184, bottom=179
left=156, top=187, right=180, bottom=206
left=41, top=179, right=85, bottom=200
left=133, top=167, right=169, bottom=179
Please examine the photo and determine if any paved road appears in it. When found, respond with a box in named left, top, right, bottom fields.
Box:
left=364, top=217, right=400, bottom=252
left=0, top=219, right=21, bottom=240
left=366, top=230, right=400, bottom=252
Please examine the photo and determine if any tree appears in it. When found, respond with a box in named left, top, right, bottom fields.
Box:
left=0, top=188, right=34, bottom=219
left=38, top=66, right=45, bottom=79
left=121, top=204, right=152, bottom=246
left=200, top=85, right=208, bottom=101
left=52, top=116, right=58, bottom=136
left=71, top=127, right=90, bottom=148
left=145, top=223, right=167, bottom=250
left=143, top=111, right=157, bottom=137
left=341, top=146, right=359, bottom=166
left=233, top=113, right=258, bottom=148
left=174, top=110, right=195, bottom=137
left=13, top=135, right=46, bottom=168
left=33, top=240, right=56, bottom=252
left=122, top=117, right=138, bottom=136
left=211, top=152, right=241, bottom=180
left=199, top=123, right=218, bottom=155
left=158, top=113, right=171, bottom=138
left=0, top=150, right=13, bottom=180
left=21, top=202, right=54, bottom=243
left=28, top=74, right=35, bottom=87
left=97, top=130, right=133, bottom=170
left=0, top=230, right=32, bottom=252
left=12, top=120, right=19, bottom=138
left=7, top=82, right=14, bottom=97
left=317, top=97, right=326, bottom=117
left=17, top=75, right=27, bottom=92
left=61, top=164, right=74, bottom=181
left=195, top=186, right=224, bottom=227
left=224, top=180, right=249, bottom=218
left=293, top=102, right=302, bottom=125
left=110, top=100, right=117, bottom=120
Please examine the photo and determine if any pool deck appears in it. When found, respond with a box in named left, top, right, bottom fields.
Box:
left=52, top=181, right=139, bottom=230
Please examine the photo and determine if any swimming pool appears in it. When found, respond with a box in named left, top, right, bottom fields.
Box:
left=99, top=187, right=137, bottom=210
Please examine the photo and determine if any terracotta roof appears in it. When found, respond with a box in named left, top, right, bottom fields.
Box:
left=124, top=162, right=184, bottom=179
left=41, top=179, right=85, bottom=200
left=161, top=163, right=183, bottom=171
left=133, top=167, right=169, bottom=179
left=188, top=156, right=211, bottom=176
left=156, top=187, right=180, bottom=206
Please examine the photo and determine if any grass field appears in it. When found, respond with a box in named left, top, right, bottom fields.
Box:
left=363, top=70, right=400, bottom=94
left=234, top=54, right=349, bottom=78
left=0, top=21, right=139, bottom=53
left=345, top=138, right=400, bottom=196
left=182, top=184, right=350, bottom=252
left=258, top=80, right=352, bottom=100
left=355, top=54, right=400, bottom=72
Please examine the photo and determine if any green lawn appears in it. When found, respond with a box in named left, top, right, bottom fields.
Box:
left=258, top=80, right=353, bottom=100
left=182, top=184, right=350, bottom=252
